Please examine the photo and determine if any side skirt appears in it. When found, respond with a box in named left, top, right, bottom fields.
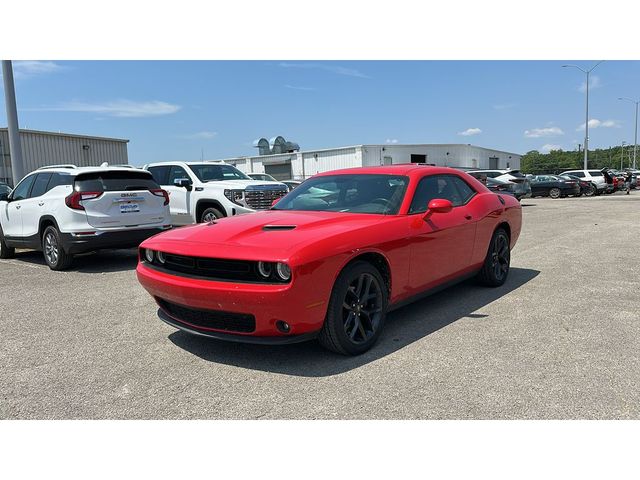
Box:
left=388, top=268, right=481, bottom=313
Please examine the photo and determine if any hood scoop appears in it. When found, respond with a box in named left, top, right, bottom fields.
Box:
left=262, top=225, right=297, bottom=231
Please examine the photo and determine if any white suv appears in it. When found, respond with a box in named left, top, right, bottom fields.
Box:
left=560, top=169, right=607, bottom=194
left=0, top=165, right=171, bottom=270
left=144, top=161, right=289, bottom=224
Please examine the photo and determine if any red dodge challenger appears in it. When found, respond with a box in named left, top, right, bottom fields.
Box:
left=137, top=165, right=522, bottom=355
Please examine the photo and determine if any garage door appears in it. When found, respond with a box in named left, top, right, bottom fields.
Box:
left=264, top=163, right=292, bottom=181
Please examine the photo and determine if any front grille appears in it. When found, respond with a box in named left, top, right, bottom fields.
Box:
left=245, top=187, right=287, bottom=210
left=157, top=298, right=256, bottom=333
left=143, top=251, right=290, bottom=284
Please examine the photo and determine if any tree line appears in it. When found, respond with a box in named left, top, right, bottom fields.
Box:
left=521, top=145, right=637, bottom=174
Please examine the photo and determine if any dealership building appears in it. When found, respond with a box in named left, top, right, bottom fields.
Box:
left=0, top=128, right=129, bottom=186
left=221, top=143, right=522, bottom=181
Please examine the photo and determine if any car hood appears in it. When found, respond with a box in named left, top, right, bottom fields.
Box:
left=200, top=179, right=286, bottom=189
left=142, top=210, right=390, bottom=261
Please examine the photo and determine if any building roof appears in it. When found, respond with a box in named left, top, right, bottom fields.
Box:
left=0, top=127, right=129, bottom=143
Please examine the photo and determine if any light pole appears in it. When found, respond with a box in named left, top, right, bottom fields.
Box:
left=618, top=97, right=639, bottom=170
left=621, top=141, right=626, bottom=170
left=563, top=61, right=604, bottom=170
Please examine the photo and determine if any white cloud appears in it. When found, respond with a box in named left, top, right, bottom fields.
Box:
left=28, top=99, right=181, bottom=117
left=578, top=75, right=602, bottom=93
left=524, top=126, right=564, bottom=138
left=178, top=131, right=218, bottom=140
left=493, top=103, right=516, bottom=110
left=284, top=84, right=316, bottom=91
left=0, top=61, right=65, bottom=80
left=385, top=138, right=398, bottom=144
left=576, top=118, right=621, bottom=131
left=279, top=62, right=369, bottom=78
left=540, top=144, right=563, bottom=153
left=458, top=127, right=482, bottom=136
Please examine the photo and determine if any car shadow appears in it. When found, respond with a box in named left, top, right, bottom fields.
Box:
left=168, top=267, right=540, bottom=377
left=11, top=248, right=138, bottom=273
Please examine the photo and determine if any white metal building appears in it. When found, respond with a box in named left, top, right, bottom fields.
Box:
left=0, top=128, right=129, bottom=186
left=220, top=144, right=522, bottom=181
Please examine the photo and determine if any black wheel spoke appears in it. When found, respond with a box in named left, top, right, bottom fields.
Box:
left=340, top=271, right=384, bottom=345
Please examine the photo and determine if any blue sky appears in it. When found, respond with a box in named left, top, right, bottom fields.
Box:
left=2, top=60, right=640, bottom=166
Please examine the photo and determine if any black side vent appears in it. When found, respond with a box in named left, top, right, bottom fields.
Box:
left=262, top=225, right=297, bottom=231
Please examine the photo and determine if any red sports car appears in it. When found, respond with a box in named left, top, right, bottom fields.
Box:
left=137, top=165, right=522, bottom=355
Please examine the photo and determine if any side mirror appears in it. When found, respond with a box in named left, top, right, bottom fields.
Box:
left=0, top=193, right=9, bottom=202
left=174, top=178, right=193, bottom=191
left=423, top=198, right=453, bottom=220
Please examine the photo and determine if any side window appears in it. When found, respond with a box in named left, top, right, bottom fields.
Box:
left=409, top=175, right=465, bottom=213
left=450, top=177, right=476, bottom=205
left=147, top=166, right=171, bottom=185
left=168, top=166, right=190, bottom=184
left=30, top=173, right=53, bottom=198
left=11, top=175, right=37, bottom=201
left=46, top=173, right=72, bottom=192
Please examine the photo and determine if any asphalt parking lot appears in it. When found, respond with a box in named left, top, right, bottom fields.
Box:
left=1, top=193, right=639, bottom=419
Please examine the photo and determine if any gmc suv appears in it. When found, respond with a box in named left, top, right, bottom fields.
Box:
left=0, top=165, right=171, bottom=270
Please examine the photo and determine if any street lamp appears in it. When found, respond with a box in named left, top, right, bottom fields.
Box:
left=562, top=61, right=604, bottom=170
left=618, top=97, right=639, bottom=170
left=621, top=141, right=627, bottom=170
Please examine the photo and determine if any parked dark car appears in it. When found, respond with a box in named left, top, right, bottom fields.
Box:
left=558, top=174, right=596, bottom=197
left=485, top=177, right=518, bottom=198
left=529, top=175, right=581, bottom=198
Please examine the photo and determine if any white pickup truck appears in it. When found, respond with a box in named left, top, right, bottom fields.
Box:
left=144, top=161, right=289, bottom=224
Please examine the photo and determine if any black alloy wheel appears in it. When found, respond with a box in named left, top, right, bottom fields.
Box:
left=200, top=207, right=224, bottom=223
left=477, top=228, right=510, bottom=287
left=319, top=261, right=388, bottom=355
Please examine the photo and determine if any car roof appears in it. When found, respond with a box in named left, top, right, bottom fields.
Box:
left=314, top=164, right=466, bottom=178
left=145, top=161, right=228, bottom=167
left=30, top=166, right=149, bottom=176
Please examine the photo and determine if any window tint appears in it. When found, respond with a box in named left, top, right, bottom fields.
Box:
left=273, top=174, right=408, bottom=214
left=588, top=171, right=604, bottom=177
left=450, top=176, right=476, bottom=204
left=485, top=172, right=501, bottom=178
left=46, top=173, right=73, bottom=191
left=189, top=164, right=250, bottom=182
left=147, top=166, right=171, bottom=185
left=409, top=175, right=472, bottom=214
left=168, top=166, right=190, bottom=184
left=11, top=175, right=36, bottom=201
left=30, top=173, right=53, bottom=198
left=75, top=171, right=159, bottom=192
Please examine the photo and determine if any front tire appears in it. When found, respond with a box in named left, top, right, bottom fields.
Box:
left=318, top=261, right=388, bottom=355
left=42, top=226, right=73, bottom=270
left=477, top=228, right=511, bottom=287
left=199, top=207, right=224, bottom=223
left=0, top=228, right=15, bottom=259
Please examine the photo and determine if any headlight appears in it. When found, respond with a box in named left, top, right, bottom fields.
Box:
left=224, top=189, right=245, bottom=205
left=276, top=262, right=291, bottom=281
left=257, top=261, right=272, bottom=278
left=156, top=251, right=166, bottom=264
left=144, top=249, right=154, bottom=263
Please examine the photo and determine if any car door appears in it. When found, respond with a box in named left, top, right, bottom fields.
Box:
left=19, top=172, right=52, bottom=239
left=162, top=166, right=193, bottom=225
left=530, top=176, right=548, bottom=195
left=407, top=174, right=478, bottom=294
left=1, top=174, right=36, bottom=238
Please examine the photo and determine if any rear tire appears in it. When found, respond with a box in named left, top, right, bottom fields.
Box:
left=318, top=261, right=388, bottom=355
left=42, top=226, right=73, bottom=271
left=584, top=184, right=596, bottom=197
left=199, top=207, right=224, bottom=223
left=477, top=228, right=510, bottom=287
left=549, top=187, right=561, bottom=199
left=0, top=228, right=15, bottom=259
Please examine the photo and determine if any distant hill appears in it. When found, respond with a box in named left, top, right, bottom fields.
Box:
left=521, top=146, right=636, bottom=174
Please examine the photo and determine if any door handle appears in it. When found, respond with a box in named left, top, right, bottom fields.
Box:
left=15, top=205, right=21, bottom=210
left=39, top=202, right=45, bottom=206
left=465, top=214, right=472, bottom=220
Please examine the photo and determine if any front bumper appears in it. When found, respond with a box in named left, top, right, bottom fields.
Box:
left=61, top=227, right=171, bottom=254
left=136, top=262, right=328, bottom=337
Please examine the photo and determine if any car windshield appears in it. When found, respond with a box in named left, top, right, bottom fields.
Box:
left=189, top=164, right=250, bottom=182
left=272, top=174, right=409, bottom=214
